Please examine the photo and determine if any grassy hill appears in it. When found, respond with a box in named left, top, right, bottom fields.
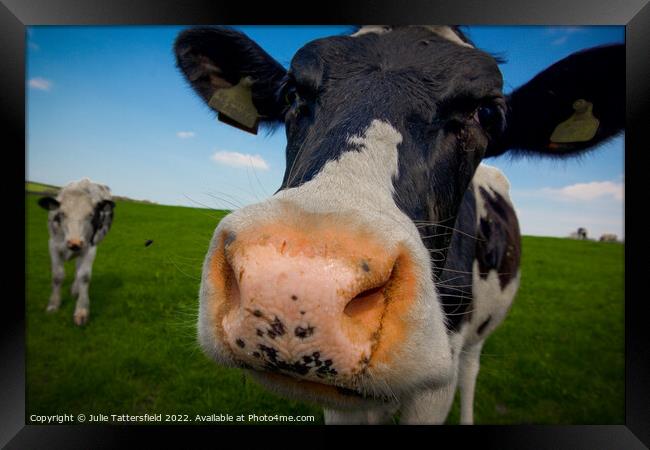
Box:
left=26, top=180, right=157, bottom=204
left=26, top=181, right=60, bottom=195
left=25, top=193, right=624, bottom=424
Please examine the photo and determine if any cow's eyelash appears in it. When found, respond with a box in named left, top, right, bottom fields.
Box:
left=282, top=73, right=320, bottom=103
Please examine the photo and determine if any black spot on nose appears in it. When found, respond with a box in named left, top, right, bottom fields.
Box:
left=236, top=338, right=246, bottom=348
left=259, top=344, right=278, bottom=361
left=291, top=295, right=298, bottom=301
left=361, top=260, right=370, bottom=272
left=294, top=325, right=315, bottom=339
left=316, top=364, right=337, bottom=377
left=337, top=386, right=364, bottom=398
left=268, top=316, right=286, bottom=337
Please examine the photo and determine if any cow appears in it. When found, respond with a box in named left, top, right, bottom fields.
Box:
left=37, top=178, right=115, bottom=326
left=570, top=227, right=589, bottom=240
left=599, top=233, right=618, bottom=242
left=174, top=25, right=624, bottom=424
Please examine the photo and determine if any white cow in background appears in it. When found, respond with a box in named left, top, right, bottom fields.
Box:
left=38, top=178, right=115, bottom=326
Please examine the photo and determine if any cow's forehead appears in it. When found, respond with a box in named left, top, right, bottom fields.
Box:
left=58, top=191, right=93, bottom=213
left=290, top=26, right=502, bottom=96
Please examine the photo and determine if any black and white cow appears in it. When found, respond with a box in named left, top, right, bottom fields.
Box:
left=174, top=26, right=624, bottom=424
left=38, top=178, right=115, bottom=326
left=571, top=227, right=589, bottom=239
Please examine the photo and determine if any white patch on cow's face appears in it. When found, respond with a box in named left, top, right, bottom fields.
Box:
left=422, top=26, right=474, bottom=48
left=351, top=25, right=474, bottom=48
left=471, top=163, right=512, bottom=222
left=199, top=119, right=454, bottom=400
left=276, top=119, right=402, bottom=215
left=52, top=193, right=94, bottom=244
left=351, top=25, right=392, bottom=37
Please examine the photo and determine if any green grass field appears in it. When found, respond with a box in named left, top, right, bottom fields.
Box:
left=25, top=181, right=59, bottom=194
left=25, top=192, right=624, bottom=425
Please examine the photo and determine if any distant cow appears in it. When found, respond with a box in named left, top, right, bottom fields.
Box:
left=570, top=227, right=588, bottom=239
left=599, top=233, right=618, bottom=242
left=174, top=26, right=623, bottom=424
left=38, top=178, right=115, bottom=326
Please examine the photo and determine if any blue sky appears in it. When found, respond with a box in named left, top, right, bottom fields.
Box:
left=26, top=25, right=625, bottom=238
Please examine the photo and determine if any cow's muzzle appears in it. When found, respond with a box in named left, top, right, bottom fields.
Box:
left=66, top=238, right=84, bottom=251
left=202, top=206, right=419, bottom=388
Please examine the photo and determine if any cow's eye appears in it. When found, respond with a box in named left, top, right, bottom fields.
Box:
left=284, top=86, right=298, bottom=106
left=473, top=102, right=505, bottom=136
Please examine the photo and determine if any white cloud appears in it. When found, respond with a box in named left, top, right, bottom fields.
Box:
left=176, top=131, right=195, bottom=139
left=28, top=77, right=52, bottom=91
left=567, top=27, right=585, bottom=34
left=547, top=26, right=587, bottom=45
left=546, top=26, right=586, bottom=36
left=211, top=150, right=269, bottom=171
left=551, top=36, right=568, bottom=46
left=511, top=179, right=624, bottom=238
left=541, top=181, right=624, bottom=202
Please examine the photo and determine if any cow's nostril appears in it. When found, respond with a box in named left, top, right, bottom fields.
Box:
left=344, top=258, right=397, bottom=322
left=344, top=285, right=386, bottom=319
left=341, top=280, right=387, bottom=347
left=341, top=260, right=399, bottom=346
left=67, top=240, right=83, bottom=251
left=222, top=255, right=241, bottom=311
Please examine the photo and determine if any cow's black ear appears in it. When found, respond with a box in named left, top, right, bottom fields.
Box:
left=486, top=44, right=624, bottom=158
left=38, top=196, right=60, bottom=211
left=99, top=199, right=116, bottom=209
left=91, top=200, right=115, bottom=245
left=174, top=26, right=288, bottom=134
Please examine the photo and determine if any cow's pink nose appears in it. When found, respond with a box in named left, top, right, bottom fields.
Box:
left=67, top=238, right=84, bottom=251
left=206, top=213, right=418, bottom=385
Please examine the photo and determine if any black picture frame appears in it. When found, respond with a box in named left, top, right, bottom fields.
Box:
left=3, top=0, right=649, bottom=448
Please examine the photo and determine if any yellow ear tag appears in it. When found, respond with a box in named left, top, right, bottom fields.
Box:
left=208, top=77, right=260, bottom=134
left=550, top=99, right=599, bottom=144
